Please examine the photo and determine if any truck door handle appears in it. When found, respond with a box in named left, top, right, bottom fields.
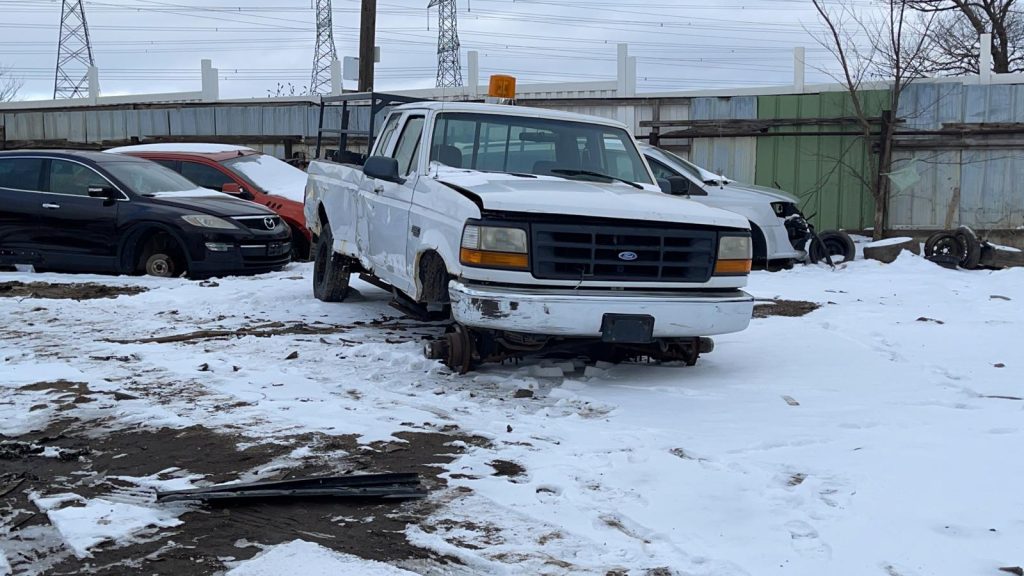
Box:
left=41, top=203, right=60, bottom=209
left=373, top=184, right=384, bottom=194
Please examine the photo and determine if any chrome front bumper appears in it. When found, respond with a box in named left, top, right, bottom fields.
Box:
left=449, top=281, right=754, bottom=338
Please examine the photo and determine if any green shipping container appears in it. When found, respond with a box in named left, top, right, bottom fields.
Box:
left=755, top=91, right=889, bottom=231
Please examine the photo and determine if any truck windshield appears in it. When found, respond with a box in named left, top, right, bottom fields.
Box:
left=429, top=112, right=653, bottom=185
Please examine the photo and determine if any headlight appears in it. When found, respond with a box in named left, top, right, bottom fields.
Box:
left=460, top=225, right=529, bottom=270
left=715, top=235, right=752, bottom=275
left=181, top=214, right=238, bottom=230
left=771, top=202, right=798, bottom=217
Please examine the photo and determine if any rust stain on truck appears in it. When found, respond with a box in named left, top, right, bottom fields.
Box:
left=471, top=298, right=515, bottom=319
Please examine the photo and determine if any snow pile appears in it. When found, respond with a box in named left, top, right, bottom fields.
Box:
left=226, top=540, right=417, bottom=576
left=35, top=495, right=183, bottom=558
left=227, top=154, right=307, bottom=202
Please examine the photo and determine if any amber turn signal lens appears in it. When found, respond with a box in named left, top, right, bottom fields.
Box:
left=460, top=248, right=529, bottom=270
left=714, top=259, right=752, bottom=275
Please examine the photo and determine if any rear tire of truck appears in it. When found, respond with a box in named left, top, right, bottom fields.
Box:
left=313, top=228, right=350, bottom=302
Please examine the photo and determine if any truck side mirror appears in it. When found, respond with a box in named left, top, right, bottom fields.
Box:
left=668, top=176, right=696, bottom=196
left=363, top=156, right=405, bottom=184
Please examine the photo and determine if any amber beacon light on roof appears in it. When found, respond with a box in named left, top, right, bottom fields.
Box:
left=487, top=74, right=517, bottom=104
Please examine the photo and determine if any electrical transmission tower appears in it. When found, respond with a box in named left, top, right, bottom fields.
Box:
left=54, top=0, right=95, bottom=99
left=428, top=0, right=463, bottom=88
left=310, top=0, right=338, bottom=95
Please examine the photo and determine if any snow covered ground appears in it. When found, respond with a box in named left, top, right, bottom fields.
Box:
left=1, top=253, right=1022, bottom=575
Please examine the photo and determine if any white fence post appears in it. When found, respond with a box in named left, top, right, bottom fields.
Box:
left=201, top=59, right=219, bottom=101
left=468, top=50, right=479, bottom=99
left=794, top=47, right=806, bottom=92
left=980, top=33, right=993, bottom=84
left=87, top=66, right=100, bottom=103
left=330, top=58, right=342, bottom=95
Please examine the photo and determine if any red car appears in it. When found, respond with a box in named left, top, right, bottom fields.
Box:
left=107, top=144, right=312, bottom=259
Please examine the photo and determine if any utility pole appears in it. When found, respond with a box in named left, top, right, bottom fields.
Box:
left=310, top=0, right=338, bottom=95
left=358, top=0, right=376, bottom=92
left=428, top=0, right=463, bottom=88
left=54, top=0, right=95, bottom=99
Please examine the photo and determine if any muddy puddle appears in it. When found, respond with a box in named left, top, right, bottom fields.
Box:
left=753, top=299, right=822, bottom=318
left=0, top=281, right=147, bottom=301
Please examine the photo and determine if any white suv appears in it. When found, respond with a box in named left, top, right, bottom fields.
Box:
left=641, top=144, right=811, bottom=268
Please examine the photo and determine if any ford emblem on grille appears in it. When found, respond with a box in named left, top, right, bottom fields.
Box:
left=618, top=251, right=638, bottom=261
left=263, top=217, right=276, bottom=230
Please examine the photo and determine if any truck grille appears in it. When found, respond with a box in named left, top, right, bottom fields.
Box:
left=531, top=222, right=717, bottom=282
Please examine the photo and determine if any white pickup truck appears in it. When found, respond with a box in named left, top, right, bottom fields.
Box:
left=304, top=101, right=755, bottom=372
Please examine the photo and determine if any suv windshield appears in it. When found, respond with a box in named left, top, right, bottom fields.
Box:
left=661, top=148, right=718, bottom=182
left=429, top=112, right=653, bottom=185
left=100, top=159, right=202, bottom=195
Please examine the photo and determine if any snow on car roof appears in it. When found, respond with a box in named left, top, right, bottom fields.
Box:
left=105, top=143, right=256, bottom=154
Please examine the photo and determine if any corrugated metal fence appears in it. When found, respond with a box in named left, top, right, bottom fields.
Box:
left=0, top=101, right=372, bottom=158
left=891, top=83, right=1024, bottom=230
left=5, top=79, right=1024, bottom=232
left=754, top=91, right=888, bottom=231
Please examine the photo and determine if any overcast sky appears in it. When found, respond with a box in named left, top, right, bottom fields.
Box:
left=0, top=0, right=874, bottom=101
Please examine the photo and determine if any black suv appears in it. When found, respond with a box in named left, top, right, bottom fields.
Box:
left=0, top=150, right=291, bottom=277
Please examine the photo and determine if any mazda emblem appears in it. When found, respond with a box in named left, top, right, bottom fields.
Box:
left=618, top=251, right=638, bottom=261
left=264, top=217, right=276, bottom=230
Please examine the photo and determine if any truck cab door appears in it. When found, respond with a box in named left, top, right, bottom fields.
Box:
left=363, top=114, right=424, bottom=295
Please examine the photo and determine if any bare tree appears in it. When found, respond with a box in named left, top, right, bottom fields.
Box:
left=811, top=0, right=936, bottom=238
left=1, top=65, right=21, bottom=102
left=909, top=0, right=1024, bottom=74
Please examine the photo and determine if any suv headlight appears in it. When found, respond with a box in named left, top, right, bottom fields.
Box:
left=771, top=201, right=799, bottom=218
left=715, top=234, right=752, bottom=276
left=182, top=214, right=238, bottom=230
left=460, top=225, right=529, bottom=270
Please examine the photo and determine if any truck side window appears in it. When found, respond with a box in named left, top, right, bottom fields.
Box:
left=375, top=114, right=402, bottom=156
left=391, top=116, right=425, bottom=176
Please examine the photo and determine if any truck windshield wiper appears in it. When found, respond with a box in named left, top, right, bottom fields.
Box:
left=549, top=169, right=643, bottom=189
left=478, top=170, right=537, bottom=178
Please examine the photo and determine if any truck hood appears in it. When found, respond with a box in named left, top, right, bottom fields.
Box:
left=434, top=168, right=750, bottom=230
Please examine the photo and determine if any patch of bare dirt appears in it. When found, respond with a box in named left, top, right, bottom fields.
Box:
left=488, top=459, right=526, bottom=479
left=753, top=299, right=822, bottom=319
left=0, top=281, right=147, bottom=300
left=0, top=417, right=486, bottom=575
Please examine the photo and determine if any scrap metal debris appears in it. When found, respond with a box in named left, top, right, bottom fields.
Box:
left=155, top=473, right=425, bottom=503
